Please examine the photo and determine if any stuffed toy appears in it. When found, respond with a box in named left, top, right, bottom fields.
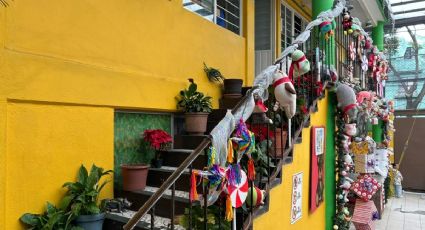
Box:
left=246, top=185, right=266, bottom=207
left=351, top=18, right=362, bottom=37
left=325, top=66, right=338, bottom=84
left=273, top=70, right=297, bottom=119
left=364, top=38, right=372, bottom=50
left=289, top=50, right=310, bottom=80
left=342, top=9, right=353, bottom=34
left=343, top=153, right=354, bottom=167
left=339, top=178, right=353, bottom=202
left=344, top=123, right=357, bottom=137
left=253, top=96, right=273, bottom=124
left=356, top=91, right=374, bottom=105
left=336, top=83, right=358, bottom=121
left=319, top=21, right=335, bottom=40
left=341, top=134, right=351, bottom=153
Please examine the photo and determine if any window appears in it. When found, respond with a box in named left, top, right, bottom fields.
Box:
left=281, top=3, right=307, bottom=52
left=183, top=0, right=241, bottom=35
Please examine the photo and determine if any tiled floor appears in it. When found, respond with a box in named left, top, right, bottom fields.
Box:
left=351, top=191, right=425, bottom=230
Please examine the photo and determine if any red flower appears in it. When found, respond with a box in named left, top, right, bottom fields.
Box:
left=142, top=129, right=172, bottom=150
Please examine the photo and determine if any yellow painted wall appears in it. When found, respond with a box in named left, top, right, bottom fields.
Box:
left=0, top=0, right=255, bottom=229
left=254, top=92, right=329, bottom=230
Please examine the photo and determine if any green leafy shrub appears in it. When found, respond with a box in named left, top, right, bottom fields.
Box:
left=61, top=164, right=113, bottom=216
left=177, top=79, right=212, bottom=113
left=20, top=202, right=83, bottom=230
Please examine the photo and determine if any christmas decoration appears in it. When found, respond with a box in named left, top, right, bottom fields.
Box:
left=289, top=50, right=311, bottom=80
left=272, top=69, right=297, bottom=119
left=351, top=174, right=381, bottom=201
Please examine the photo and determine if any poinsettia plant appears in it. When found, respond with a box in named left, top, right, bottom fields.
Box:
left=142, top=129, right=172, bottom=150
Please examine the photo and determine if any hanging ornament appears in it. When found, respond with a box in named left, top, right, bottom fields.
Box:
left=232, top=119, right=256, bottom=161
left=246, top=185, right=266, bottom=207
left=342, top=9, right=353, bottom=34
left=272, top=69, right=297, bottom=119
left=227, top=169, right=248, bottom=208
left=349, top=42, right=356, bottom=61
left=190, top=170, right=199, bottom=202
left=289, top=50, right=311, bottom=80
left=319, top=21, right=335, bottom=40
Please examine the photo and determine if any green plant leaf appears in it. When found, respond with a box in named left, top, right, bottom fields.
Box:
left=71, top=203, right=82, bottom=216
left=20, top=213, right=39, bottom=226
left=46, top=202, right=56, bottom=215
left=77, top=165, right=88, bottom=185
left=188, top=83, right=197, bottom=95
left=85, top=202, right=100, bottom=214
left=58, top=195, right=74, bottom=211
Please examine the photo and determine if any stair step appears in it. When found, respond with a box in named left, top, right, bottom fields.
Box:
left=147, top=166, right=192, bottom=192
left=160, top=149, right=206, bottom=169
left=105, top=210, right=185, bottom=230
left=116, top=185, right=195, bottom=218
left=173, top=135, right=209, bottom=150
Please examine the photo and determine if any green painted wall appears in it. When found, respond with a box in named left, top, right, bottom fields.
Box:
left=312, top=0, right=335, bottom=65
left=372, top=21, right=384, bottom=51
left=325, top=91, right=337, bottom=230
left=372, top=119, right=384, bottom=143
left=114, top=112, right=172, bottom=189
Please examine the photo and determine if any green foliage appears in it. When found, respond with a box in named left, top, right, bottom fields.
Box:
left=203, top=63, right=225, bottom=83
left=384, top=35, right=400, bottom=56
left=177, top=79, right=212, bottom=113
left=62, top=164, right=113, bottom=216
left=20, top=202, right=83, bottom=230
left=253, top=140, right=275, bottom=176
left=179, top=206, right=231, bottom=230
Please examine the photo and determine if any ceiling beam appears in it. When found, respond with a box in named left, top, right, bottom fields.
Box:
left=387, top=77, right=425, bottom=83
left=384, top=15, right=425, bottom=29
left=391, top=0, right=425, bottom=7
left=393, top=7, right=425, bottom=15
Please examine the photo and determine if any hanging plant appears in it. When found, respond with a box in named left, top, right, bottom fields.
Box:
left=204, top=62, right=225, bottom=83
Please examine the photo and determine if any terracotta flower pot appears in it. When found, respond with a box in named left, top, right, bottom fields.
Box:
left=223, top=79, right=243, bottom=95
left=269, top=128, right=288, bottom=158
left=185, top=112, right=209, bottom=135
left=121, top=164, right=149, bottom=191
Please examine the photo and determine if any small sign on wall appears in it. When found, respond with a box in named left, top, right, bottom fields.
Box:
left=310, top=126, right=326, bottom=213
left=291, top=172, right=303, bottom=224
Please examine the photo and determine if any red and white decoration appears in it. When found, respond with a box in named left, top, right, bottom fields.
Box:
left=351, top=174, right=381, bottom=202
left=227, top=170, right=249, bottom=208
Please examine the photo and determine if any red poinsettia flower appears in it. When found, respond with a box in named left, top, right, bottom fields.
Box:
left=142, top=129, right=172, bottom=150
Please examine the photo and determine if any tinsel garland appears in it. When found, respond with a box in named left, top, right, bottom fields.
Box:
left=334, top=109, right=351, bottom=230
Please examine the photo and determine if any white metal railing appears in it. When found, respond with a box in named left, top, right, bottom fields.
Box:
left=183, top=0, right=241, bottom=35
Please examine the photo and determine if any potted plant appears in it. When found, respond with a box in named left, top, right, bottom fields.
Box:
left=203, top=63, right=243, bottom=96
left=177, top=79, right=212, bottom=134
left=61, top=164, right=113, bottom=230
left=142, top=129, right=172, bottom=168
left=20, top=202, right=83, bottom=230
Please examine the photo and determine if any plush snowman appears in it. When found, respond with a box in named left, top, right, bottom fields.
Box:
left=272, top=70, right=297, bottom=119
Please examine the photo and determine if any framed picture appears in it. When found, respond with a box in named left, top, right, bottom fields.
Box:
left=291, top=172, right=303, bottom=224
left=310, top=126, right=326, bottom=213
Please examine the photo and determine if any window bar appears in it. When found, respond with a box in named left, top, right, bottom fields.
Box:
left=170, top=182, right=176, bottom=230
left=150, top=205, right=155, bottom=230
left=203, top=163, right=208, bottom=230
left=189, top=165, right=193, bottom=230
